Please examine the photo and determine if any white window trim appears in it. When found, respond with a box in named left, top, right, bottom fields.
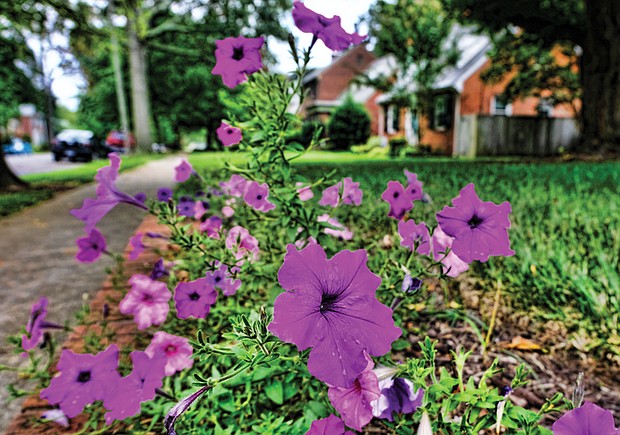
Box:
left=491, top=95, right=513, bottom=116
left=387, top=105, right=396, bottom=134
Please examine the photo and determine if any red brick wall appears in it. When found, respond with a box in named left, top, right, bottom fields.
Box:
left=365, top=91, right=383, bottom=136
left=316, top=45, right=376, bottom=101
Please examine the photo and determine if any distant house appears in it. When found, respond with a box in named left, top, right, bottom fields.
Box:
left=299, top=27, right=578, bottom=155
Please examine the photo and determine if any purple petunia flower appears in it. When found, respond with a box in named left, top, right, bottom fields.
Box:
left=381, top=181, right=414, bottom=220
left=150, top=258, right=170, bottom=280
left=134, top=192, right=147, bottom=203
left=193, top=200, right=208, bottom=221
left=401, top=274, right=423, bottom=293
left=306, top=414, right=354, bottom=435
left=71, top=153, right=148, bottom=232
left=403, top=170, right=424, bottom=202
left=212, top=36, right=265, bottom=89
left=552, top=401, right=620, bottom=435
left=436, top=183, right=515, bottom=263
left=342, top=177, right=363, bottom=206
left=206, top=263, right=242, bottom=297
left=41, top=409, right=69, bottom=428
left=292, top=1, right=365, bottom=51
left=296, top=182, right=314, bottom=201
left=216, top=122, right=243, bottom=147
left=220, top=174, right=251, bottom=197
left=200, top=216, right=223, bottom=239
left=328, top=354, right=380, bottom=431
left=75, top=228, right=107, bottom=263
left=174, top=278, right=218, bottom=319
left=177, top=196, right=196, bottom=217
left=371, top=366, right=423, bottom=421
left=319, top=181, right=341, bottom=207
left=104, top=351, right=166, bottom=424
left=243, top=181, right=276, bottom=212
left=268, top=243, right=401, bottom=388
left=318, top=214, right=353, bottom=241
left=145, top=331, right=193, bottom=377
left=40, top=344, right=121, bottom=418
left=431, top=225, right=469, bottom=278
left=21, top=297, right=49, bottom=352
left=128, top=232, right=145, bottom=261
left=398, top=219, right=431, bottom=255
left=174, top=159, right=193, bottom=183
left=119, top=274, right=171, bottom=330
left=157, top=187, right=173, bottom=202
left=164, top=386, right=210, bottom=435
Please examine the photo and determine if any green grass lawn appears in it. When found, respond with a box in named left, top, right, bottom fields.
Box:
left=189, top=151, right=620, bottom=354
left=0, top=154, right=159, bottom=217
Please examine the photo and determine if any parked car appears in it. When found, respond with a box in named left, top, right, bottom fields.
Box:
left=2, top=137, right=33, bottom=155
left=101, top=130, right=136, bottom=156
left=52, top=129, right=95, bottom=162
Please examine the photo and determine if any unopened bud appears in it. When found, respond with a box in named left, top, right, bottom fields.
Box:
left=571, top=372, right=584, bottom=408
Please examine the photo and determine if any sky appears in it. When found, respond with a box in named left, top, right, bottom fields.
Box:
left=49, top=0, right=375, bottom=112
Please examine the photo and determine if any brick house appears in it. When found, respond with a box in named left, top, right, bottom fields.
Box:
left=299, top=27, right=578, bottom=155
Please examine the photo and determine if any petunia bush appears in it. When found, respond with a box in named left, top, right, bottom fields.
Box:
left=3, top=2, right=618, bottom=434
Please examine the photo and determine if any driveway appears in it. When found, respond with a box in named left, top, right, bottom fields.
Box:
left=0, top=155, right=182, bottom=433
left=5, top=153, right=85, bottom=176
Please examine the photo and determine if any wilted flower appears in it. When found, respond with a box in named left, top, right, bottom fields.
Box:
left=431, top=225, right=469, bottom=278
left=150, top=258, right=170, bottom=280
left=371, top=366, right=423, bottom=421
left=212, top=36, right=264, bottom=88
left=268, top=243, right=401, bottom=388
left=164, top=386, right=210, bottom=435
left=225, top=226, right=260, bottom=263
left=216, top=122, right=242, bottom=147
left=174, top=278, right=218, bottom=319
left=318, top=214, right=353, bottom=240
left=328, top=355, right=380, bottom=431
left=436, top=183, right=514, bottom=263
left=128, top=232, right=145, bottom=261
left=40, top=344, right=121, bottom=418
left=145, top=331, right=193, bottom=377
left=552, top=401, right=620, bottom=435
left=306, top=414, right=354, bottom=435
left=21, top=297, right=49, bottom=352
left=401, top=274, right=423, bottom=293
left=418, top=410, right=433, bottom=435
left=174, top=159, right=193, bottom=183
left=292, top=1, right=365, bottom=51
left=71, top=153, right=147, bottom=232
left=75, top=228, right=107, bottom=263
left=119, top=274, right=171, bottom=330
left=134, top=192, right=147, bottom=203
left=398, top=219, right=431, bottom=255
left=41, top=409, right=69, bottom=428
left=244, top=181, right=276, bottom=212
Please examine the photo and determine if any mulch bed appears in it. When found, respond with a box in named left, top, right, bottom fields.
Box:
left=5, top=215, right=619, bottom=434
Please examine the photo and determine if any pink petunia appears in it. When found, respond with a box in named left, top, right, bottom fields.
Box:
left=220, top=174, right=250, bottom=197
left=212, top=36, right=264, bottom=88
left=431, top=225, right=469, bottom=278
left=318, top=214, right=353, bottom=240
left=436, top=183, right=515, bottom=263
left=268, top=244, right=401, bottom=388
left=119, top=274, right=171, bottom=330
left=319, top=182, right=341, bottom=207
left=403, top=170, right=424, bottom=202
left=145, top=331, right=193, bottom=377
left=296, top=182, right=315, bottom=201
left=216, top=122, right=242, bottom=147
left=243, top=181, right=276, bottom=212
left=381, top=181, right=414, bottom=220
left=200, top=216, right=223, bottom=239
left=306, top=414, right=354, bottom=435
left=174, top=159, right=193, bottom=183
left=398, top=219, right=431, bottom=255
left=342, top=177, right=363, bottom=206
left=552, top=401, right=620, bottom=435
left=328, top=355, right=380, bottom=431
left=225, top=226, right=260, bottom=263
left=292, top=2, right=365, bottom=51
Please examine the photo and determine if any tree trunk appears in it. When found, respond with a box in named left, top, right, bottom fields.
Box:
left=127, top=8, right=153, bottom=152
left=0, top=150, right=27, bottom=191
left=581, top=0, right=620, bottom=152
left=109, top=2, right=131, bottom=152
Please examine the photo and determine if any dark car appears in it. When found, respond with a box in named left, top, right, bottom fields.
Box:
left=102, top=130, right=136, bottom=156
left=2, top=138, right=33, bottom=155
left=52, top=129, right=95, bottom=162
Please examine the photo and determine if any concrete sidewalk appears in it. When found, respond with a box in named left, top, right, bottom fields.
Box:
left=0, top=155, right=181, bottom=433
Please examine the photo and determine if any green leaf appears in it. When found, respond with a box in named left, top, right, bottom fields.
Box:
left=265, top=379, right=284, bottom=405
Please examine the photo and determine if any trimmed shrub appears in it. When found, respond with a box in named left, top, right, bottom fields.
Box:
left=327, top=96, right=371, bottom=150
left=287, top=119, right=326, bottom=148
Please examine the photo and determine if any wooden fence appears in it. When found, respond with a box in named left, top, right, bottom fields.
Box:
left=455, top=115, right=580, bottom=157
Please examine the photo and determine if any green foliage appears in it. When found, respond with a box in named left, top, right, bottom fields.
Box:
left=327, top=97, right=371, bottom=150
left=287, top=120, right=325, bottom=149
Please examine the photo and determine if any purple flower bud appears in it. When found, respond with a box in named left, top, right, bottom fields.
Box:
left=502, top=386, right=513, bottom=397
left=402, top=275, right=422, bottom=293
left=164, top=386, right=210, bottom=435
left=102, top=303, right=110, bottom=319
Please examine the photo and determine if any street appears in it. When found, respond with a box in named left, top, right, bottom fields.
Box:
left=5, top=153, right=85, bottom=176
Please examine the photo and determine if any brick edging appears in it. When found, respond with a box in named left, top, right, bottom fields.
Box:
left=5, top=215, right=171, bottom=435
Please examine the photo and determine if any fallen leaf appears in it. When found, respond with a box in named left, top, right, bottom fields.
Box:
left=501, top=336, right=543, bottom=351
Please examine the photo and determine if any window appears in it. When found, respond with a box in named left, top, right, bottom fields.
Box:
left=492, top=94, right=513, bottom=116
left=386, top=105, right=401, bottom=134
left=432, top=94, right=452, bottom=131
